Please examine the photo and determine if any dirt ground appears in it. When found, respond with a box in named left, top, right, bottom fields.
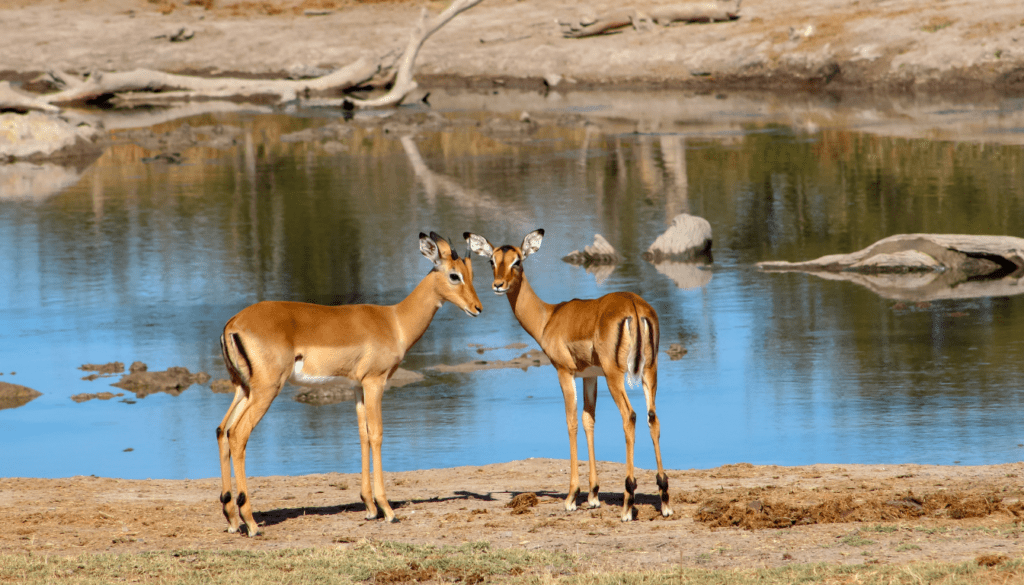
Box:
left=0, top=0, right=1022, bottom=94
left=2, top=459, right=1024, bottom=570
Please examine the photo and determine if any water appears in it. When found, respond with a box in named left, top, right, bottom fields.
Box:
left=2, top=90, right=1024, bottom=480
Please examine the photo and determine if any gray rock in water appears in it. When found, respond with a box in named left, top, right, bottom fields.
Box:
left=643, top=214, right=713, bottom=263
left=562, top=233, right=622, bottom=266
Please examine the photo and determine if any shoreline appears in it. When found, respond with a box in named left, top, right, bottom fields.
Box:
left=1, top=0, right=1022, bottom=100
left=2, top=459, right=1023, bottom=568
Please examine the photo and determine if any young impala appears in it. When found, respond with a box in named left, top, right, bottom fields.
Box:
left=465, top=230, right=671, bottom=521
left=216, top=232, right=482, bottom=536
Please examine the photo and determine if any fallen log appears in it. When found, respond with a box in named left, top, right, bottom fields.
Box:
left=560, top=0, right=740, bottom=38
left=757, top=234, right=1024, bottom=301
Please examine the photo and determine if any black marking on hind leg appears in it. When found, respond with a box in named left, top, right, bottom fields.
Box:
left=628, top=410, right=637, bottom=425
left=656, top=472, right=669, bottom=493
left=648, top=410, right=656, bottom=424
left=216, top=426, right=223, bottom=439
left=236, top=492, right=247, bottom=508
left=220, top=492, right=232, bottom=505
left=624, top=476, right=637, bottom=496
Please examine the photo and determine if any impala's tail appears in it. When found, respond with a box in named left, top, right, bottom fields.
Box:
left=220, top=331, right=253, bottom=392
left=620, top=306, right=657, bottom=389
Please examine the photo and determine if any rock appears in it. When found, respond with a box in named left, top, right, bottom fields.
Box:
left=0, top=381, right=42, bottom=410
left=111, top=365, right=211, bottom=398
left=562, top=233, right=621, bottom=266
left=70, top=391, right=122, bottom=403
left=79, top=362, right=124, bottom=381
left=0, top=110, right=101, bottom=161
left=666, top=344, right=687, bottom=360
left=293, top=368, right=424, bottom=405
left=643, top=214, right=713, bottom=263
left=428, top=350, right=551, bottom=374
left=210, top=379, right=235, bottom=394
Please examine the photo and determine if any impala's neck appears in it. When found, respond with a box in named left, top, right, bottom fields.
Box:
left=507, top=272, right=552, bottom=343
left=392, top=272, right=444, bottom=352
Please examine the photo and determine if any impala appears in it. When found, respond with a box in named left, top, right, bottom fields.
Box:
left=216, top=232, right=482, bottom=535
left=465, top=229, right=671, bottom=521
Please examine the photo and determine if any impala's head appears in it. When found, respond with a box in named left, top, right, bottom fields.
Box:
left=463, top=229, right=544, bottom=295
left=420, top=232, right=482, bottom=316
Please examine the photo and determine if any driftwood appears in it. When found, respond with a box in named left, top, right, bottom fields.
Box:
left=560, top=0, right=741, bottom=38
left=0, top=0, right=483, bottom=113
left=757, top=234, right=1024, bottom=302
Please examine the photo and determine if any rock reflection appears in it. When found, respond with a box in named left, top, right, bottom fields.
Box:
left=0, top=161, right=87, bottom=201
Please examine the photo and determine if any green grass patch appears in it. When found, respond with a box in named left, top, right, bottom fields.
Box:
left=0, top=541, right=574, bottom=585
left=2, top=543, right=1023, bottom=585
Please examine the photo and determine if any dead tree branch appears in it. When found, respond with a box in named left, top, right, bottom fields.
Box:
left=560, top=0, right=741, bottom=38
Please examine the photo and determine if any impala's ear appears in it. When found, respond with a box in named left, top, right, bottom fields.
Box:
left=521, top=229, right=544, bottom=258
left=464, top=232, right=494, bottom=258
left=429, top=232, right=458, bottom=260
left=420, top=232, right=442, bottom=266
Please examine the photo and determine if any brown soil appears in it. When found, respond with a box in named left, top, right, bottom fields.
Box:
left=1, top=0, right=1022, bottom=95
left=3, top=460, right=1023, bottom=570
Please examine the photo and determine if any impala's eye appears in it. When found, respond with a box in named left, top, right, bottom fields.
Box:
left=448, top=272, right=463, bottom=284
left=510, top=258, right=520, bottom=269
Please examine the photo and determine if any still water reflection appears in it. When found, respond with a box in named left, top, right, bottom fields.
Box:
left=2, top=90, right=1023, bottom=480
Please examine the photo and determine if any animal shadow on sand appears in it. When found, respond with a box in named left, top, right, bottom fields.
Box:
left=253, top=490, right=499, bottom=529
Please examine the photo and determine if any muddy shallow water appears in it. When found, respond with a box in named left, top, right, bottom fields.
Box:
left=1, top=89, right=1024, bottom=481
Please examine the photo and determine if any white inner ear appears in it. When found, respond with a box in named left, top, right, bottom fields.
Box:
left=420, top=238, right=441, bottom=265
left=468, top=234, right=493, bottom=257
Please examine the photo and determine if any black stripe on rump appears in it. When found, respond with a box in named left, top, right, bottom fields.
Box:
left=231, top=332, right=254, bottom=382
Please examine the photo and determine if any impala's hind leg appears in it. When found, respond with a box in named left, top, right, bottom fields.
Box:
left=227, top=373, right=285, bottom=537
left=605, top=370, right=637, bottom=522
left=217, top=385, right=247, bottom=533
left=643, top=365, right=672, bottom=517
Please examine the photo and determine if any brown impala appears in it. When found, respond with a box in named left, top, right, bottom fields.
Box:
left=216, top=232, right=482, bottom=535
left=465, top=229, right=670, bottom=521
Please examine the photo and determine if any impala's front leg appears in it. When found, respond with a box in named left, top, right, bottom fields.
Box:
left=556, top=369, right=581, bottom=512
left=363, top=377, right=397, bottom=522
left=581, top=376, right=600, bottom=509
left=354, top=387, right=378, bottom=521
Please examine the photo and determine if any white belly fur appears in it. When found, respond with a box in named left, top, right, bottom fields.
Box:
left=289, top=358, right=352, bottom=386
